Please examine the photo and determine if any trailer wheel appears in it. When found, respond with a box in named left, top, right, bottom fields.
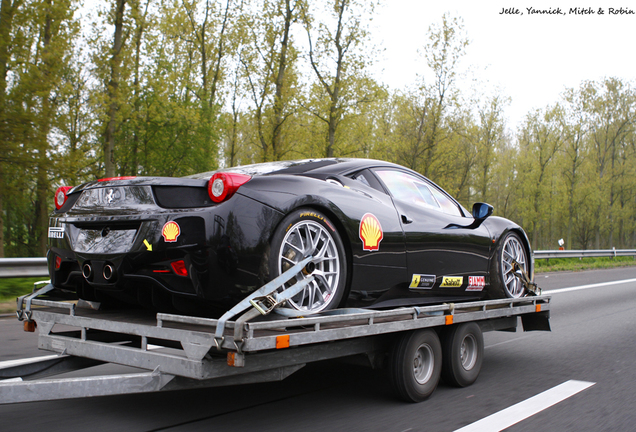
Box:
left=388, top=329, right=442, bottom=402
left=441, top=322, right=483, bottom=387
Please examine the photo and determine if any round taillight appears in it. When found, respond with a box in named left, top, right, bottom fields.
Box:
left=208, top=173, right=251, bottom=203
left=211, top=177, right=225, bottom=199
left=54, top=186, right=73, bottom=210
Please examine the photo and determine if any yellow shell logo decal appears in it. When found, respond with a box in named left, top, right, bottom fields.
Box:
left=162, top=221, right=181, bottom=243
left=359, top=213, right=383, bottom=251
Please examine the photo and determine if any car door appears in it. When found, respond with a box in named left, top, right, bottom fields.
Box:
left=371, top=168, right=492, bottom=295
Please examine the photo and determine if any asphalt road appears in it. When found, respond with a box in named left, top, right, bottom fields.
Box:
left=1, top=266, right=636, bottom=431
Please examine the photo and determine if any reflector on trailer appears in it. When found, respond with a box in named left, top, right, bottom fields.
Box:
left=276, top=335, right=290, bottom=349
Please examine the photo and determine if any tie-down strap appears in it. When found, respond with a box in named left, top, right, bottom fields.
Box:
left=214, top=256, right=313, bottom=342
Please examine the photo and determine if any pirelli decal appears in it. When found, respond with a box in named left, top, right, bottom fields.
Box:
left=440, top=276, right=463, bottom=288
left=48, top=227, right=64, bottom=239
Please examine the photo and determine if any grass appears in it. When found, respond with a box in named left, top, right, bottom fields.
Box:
left=0, top=277, right=50, bottom=314
left=535, top=256, right=636, bottom=273
left=1, top=256, right=635, bottom=314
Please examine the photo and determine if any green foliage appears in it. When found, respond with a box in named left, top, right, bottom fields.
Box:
left=0, top=278, right=43, bottom=302
left=1, top=3, right=636, bottom=257
left=535, top=256, right=636, bottom=273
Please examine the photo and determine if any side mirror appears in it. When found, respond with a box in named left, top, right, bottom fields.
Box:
left=472, top=202, right=494, bottom=220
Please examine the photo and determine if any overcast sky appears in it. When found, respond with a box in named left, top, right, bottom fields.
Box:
left=370, top=1, right=635, bottom=128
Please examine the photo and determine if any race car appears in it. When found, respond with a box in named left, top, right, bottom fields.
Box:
left=47, top=158, right=533, bottom=315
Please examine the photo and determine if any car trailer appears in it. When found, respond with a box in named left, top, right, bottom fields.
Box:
left=1, top=261, right=551, bottom=404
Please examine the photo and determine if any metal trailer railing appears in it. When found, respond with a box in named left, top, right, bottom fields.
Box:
left=0, top=254, right=550, bottom=404
left=2, top=249, right=636, bottom=278
left=0, top=294, right=551, bottom=404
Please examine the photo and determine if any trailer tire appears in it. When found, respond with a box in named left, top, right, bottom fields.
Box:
left=441, top=322, right=483, bottom=387
left=388, top=329, right=442, bottom=402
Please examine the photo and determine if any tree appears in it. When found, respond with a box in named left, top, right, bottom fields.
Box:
left=302, top=0, right=376, bottom=157
left=517, top=106, right=564, bottom=249
left=561, top=87, right=589, bottom=249
left=240, top=0, right=303, bottom=161
left=0, top=0, right=23, bottom=257
left=417, top=14, right=467, bottom=179
left=103, top=0, right=128, bottom=178
left=583, top=78, right=635, bottom=247
left=0, top=0, right=78, bottom=256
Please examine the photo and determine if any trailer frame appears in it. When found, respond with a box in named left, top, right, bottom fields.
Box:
left=0, top=290, right=550, bottom=404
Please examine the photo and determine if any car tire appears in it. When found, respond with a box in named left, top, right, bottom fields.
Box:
left=441, top=322, right=483, bottom=387
left=488, top=231, right=528, bottom=299
left=388, top=329, right=442, bottom=402
left=269, top=208, right=347, bottom=313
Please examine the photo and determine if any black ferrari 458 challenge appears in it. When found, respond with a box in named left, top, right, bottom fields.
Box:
left=47, top=158, right=533, bottom=315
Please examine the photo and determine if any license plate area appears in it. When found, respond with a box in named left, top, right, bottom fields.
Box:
left=71, top=223, right=140, bottom=254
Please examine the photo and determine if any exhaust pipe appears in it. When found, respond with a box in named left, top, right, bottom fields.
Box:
left=82, top=263, right=93, bottom=280
left=103, top=264, right=115, bottom=282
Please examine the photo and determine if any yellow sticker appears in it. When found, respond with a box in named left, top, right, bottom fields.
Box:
left=143, top=239, right=153, bottom=251
left=409, top=274, right=435, bottom=289
left=359, top=213, right=383, bottom=251
left=440, top=276, right=463, bottom=288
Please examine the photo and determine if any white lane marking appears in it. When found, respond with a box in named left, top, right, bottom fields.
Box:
left=0, top=345, right=163, bottom=372
left=0, top=354, right=60, bottom=369
left=484, top=334, right=536, bottom=349
left=453, top=380, right=595, bottom=432
left=545, top=277, right=636, bottom=294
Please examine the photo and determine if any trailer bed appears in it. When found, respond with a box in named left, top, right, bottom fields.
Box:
left=1, top=295, right=550, bottom=404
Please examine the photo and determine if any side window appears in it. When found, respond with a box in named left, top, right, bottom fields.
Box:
left=352, top=173, right=371, bottom=187
left=348, top=169, right=385, bottom=193
left=374, top=170, right=462, bottom=217
left=429, top=185, right=463, bottom=216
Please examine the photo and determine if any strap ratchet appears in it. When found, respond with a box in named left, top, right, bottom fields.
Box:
left=512, top=260, right=541, bottom=296
left=214, top=256, right=313, bottom=348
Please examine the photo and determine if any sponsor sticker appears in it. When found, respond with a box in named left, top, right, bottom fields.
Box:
left=299, top=211, right=335, bottom=232
left=440, top=276, right=463, bottom=288
left=162, top=221, right=181, bottom=243
left=359, top=213, right=383, bottom=251
left=467, top=275, right=486, bottom=291
left=48, top=227, right=64, bottom=239
left=409, top=274, right=436, bottom=289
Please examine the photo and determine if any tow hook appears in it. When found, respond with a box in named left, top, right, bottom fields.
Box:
left=511, top=260, right=541, bottom=296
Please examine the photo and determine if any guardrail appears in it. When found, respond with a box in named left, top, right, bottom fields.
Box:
left=1, top=249, right=636, bottom=278
left=0, top=258, right=48, bottom=278
left=533, top=248, right=636, bottom=259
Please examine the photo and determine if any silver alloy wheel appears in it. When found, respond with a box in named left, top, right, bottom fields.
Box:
left=460, top=334, right=478, bottom=371
left=500, top=234, right=527, bottom=297
left=278, top=220, right=340, bottom=313
left=413, top=343, right=435, bottom=384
